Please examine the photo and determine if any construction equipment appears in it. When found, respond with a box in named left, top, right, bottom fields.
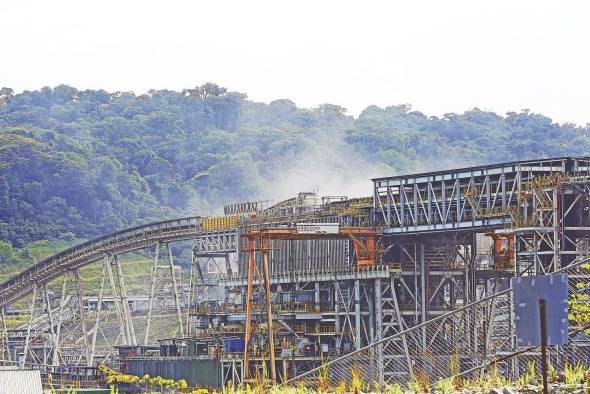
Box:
left=241, top=224, right=379, bottom=384
left=490, top=233, right=514, bottom=270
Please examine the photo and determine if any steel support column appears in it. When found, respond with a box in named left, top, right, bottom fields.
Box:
left=354, top=279, right=361, bottom=350
left=74, top=269, right=91, bottom=364
left=21, top=284, right=37, bottom=368
left=89, top=257, right=107, bottom=365
left=167, top=243, right=184, bottom=337
left=144, top=242, right=160, bottom=345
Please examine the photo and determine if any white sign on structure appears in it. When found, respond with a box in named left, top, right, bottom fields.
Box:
left=296, top=223, right=340, bottom=234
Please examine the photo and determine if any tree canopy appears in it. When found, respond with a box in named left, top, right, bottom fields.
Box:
left=1, top=84, right=589, bottom=248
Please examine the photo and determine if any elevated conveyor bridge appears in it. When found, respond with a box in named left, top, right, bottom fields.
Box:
left=0, top=217, right=207, bottom=307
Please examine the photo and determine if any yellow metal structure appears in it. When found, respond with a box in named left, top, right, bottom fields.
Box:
left=201, top=215, right=238, bottom=231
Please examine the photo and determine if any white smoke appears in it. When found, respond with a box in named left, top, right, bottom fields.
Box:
left=264, top=132, right=391, bottom=204
left=261, top=131, right=478, bottom=205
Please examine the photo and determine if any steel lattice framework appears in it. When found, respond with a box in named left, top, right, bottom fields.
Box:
left=0, top=157, right=588, bottom=389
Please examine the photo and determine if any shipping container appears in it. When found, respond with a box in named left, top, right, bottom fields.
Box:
left=126, top=358, right=222, bottom=389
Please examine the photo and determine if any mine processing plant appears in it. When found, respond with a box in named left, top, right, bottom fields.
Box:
left=0, top=156, right=589, bottom=389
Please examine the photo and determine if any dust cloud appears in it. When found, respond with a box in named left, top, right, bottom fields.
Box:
left=264, top=134, right=390, bottom=204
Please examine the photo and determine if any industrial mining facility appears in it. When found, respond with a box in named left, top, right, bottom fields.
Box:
left=1, top=156, right=590, bottom=391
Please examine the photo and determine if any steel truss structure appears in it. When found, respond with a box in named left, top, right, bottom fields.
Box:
left=0, top=157, right=588, bottom=389
left=202, top=157, right=590, bottom=385
left=0, top=219, right=202, bottom=384
left=285, top=255, right=590, bottom=389
left=366, top=157, right=590, bottom=382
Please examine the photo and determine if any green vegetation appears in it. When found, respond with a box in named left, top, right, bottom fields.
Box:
left=564, top=362, right=585, bottom=385
left=515, top=361, right=537, bottom=388
left=0, top=238, right=80, bottom=282
left=569, top=266, right=590, bottom=332
left=0, top=237, right=154, bottom=289
left=1, top=83, right=590, bottom=278
left=92, top=357, right=590, bottom=393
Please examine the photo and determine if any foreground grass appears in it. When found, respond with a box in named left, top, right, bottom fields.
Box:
left=100, top=361, right=589, bottom=394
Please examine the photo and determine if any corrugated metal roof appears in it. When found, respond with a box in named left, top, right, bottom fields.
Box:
left=0, top=368, right=43, bottom=394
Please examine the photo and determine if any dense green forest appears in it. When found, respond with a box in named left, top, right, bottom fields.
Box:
left=1, top=83, right=589, bottom=267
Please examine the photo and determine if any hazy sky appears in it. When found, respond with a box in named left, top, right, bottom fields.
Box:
left=2, top=0, right=589, bottom=125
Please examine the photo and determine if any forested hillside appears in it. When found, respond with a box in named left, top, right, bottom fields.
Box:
left=1, top=84, right=589, bottom=254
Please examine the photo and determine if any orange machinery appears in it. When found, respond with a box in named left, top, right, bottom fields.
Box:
left=241, top=225, right=379, bottom=383
left=490, top=233, right=514, bottom=270
left=245, top=225, right=379, bottom=267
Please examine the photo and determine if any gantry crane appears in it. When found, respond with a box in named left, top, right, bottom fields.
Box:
left=242, top=224, right=379, bottom=383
